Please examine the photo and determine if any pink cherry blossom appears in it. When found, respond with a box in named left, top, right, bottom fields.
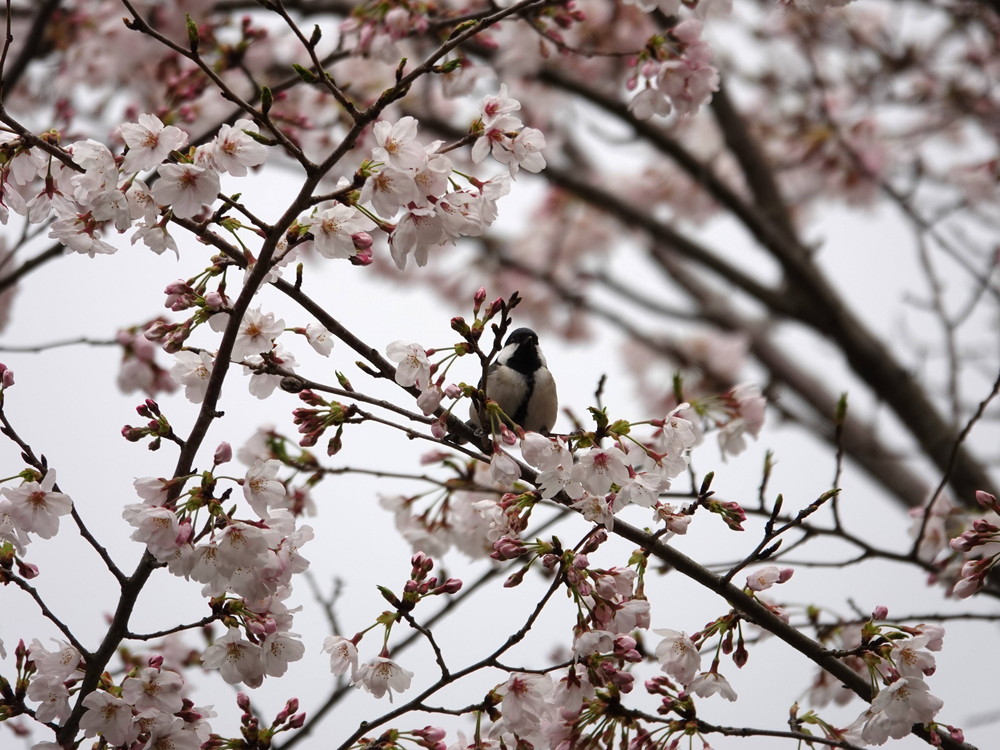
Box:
left=304, top=204, right=374, bottom=259
left=322, top=635, right=359, bottom=677
left=386, top=341, right=431, bottom=389
left=80, top=690, right=136, bottom=746
left=201, top=627, right=265, bottom=688
left=353, top=656, right=413, bottom=700
left=201, top=119, right=269, bottom=176
left=654, top=629, right=701, bottom=685
left=1, top=470, right=72, bottom=540
left=495, top=672, right=555, bottom=736
left=170, top=350, right=215, bottom=403
left=120, top=113, right=188, bottom=173
left=151, top=163, right=220, bottom=219
left=578, top=445, right=630, bottom=496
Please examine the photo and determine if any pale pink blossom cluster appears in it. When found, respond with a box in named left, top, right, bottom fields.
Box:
left=353, top=113, right=521, bottom=269
left=121, top=459, right=313, bottom=691
left=847, top=624, right=946, bottom=744
left=628, top=20, right=720, bottom=120
left=21, top=639, right=216, bottom=749
left=470, top=85, right=547, bottom=178
left=519, top=406, right=698, bottom=533
left=946, top=491, right=1000, bottom=598
left=653, top=629, right=738, bottom=702
left=0, top=114, right=268, bottom=258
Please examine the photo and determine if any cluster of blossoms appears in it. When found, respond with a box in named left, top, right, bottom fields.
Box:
left=903, top=489, right=1000, bottom=599
left=350, top=106, right=544, bottom=269
left=850, top=617, right=948, bottom=744
left=801, top=609, right=951, bottom=745
left=166, top=302, right=333, bottom=402
left=627, top=19, right=720, bottom=120
left=15, top=639, right=216, bottom=749
left=121, top=449, right=312, bottom=690
left=946, top=491, right=1000, bottom=598
left=0, top=113, right=268, bottom=257
left=306, top=91, right=544, bottom=272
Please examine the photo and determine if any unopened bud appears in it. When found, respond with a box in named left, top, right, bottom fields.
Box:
left=214, top=442, right=233, bottom=464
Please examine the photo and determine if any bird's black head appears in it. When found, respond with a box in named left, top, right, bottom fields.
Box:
left=504, top=328, right=538, bottom=347
left=500, top=327, right=542, bottom=374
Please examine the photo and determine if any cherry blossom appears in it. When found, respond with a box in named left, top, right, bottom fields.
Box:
left=891, top=635, right=937, bottom=678
left=26, top=674, right=72, bottom=723
left=121, top=667, right=185, bottom=714
left=151, top=163, right=220, bottom=219
left=654, top=629, right=701, bottom=685
left=201, top=119, right=269, bottom=176
left=386, top=341, right=431, bottom=389
left=202, top=627, right=266, bottom=688
left=322, top=635, right=359, bottom=677
left=853, top=676, right=943, bottom=744
left=1, top=470, right=72, bottom=540
left=243, top=459, right=286, bottom=519
left=80, top=690, right=137, bottom=747
left=745, top=565, right=793, bottom=591
left=353, top=656, right=413, bottom=700
left=169, top=350, right=215, bottom=403
left=48, top=213, right=117, bottom=257
left=372, top=116, right=428, bottom=172
left=0, top=497, right=31, bottom=553
left=123, top=503, right=184, bottom=561
left=304, top=204, right=375, bottom=259
left=495, top=672, right=555, bottom=737
left=261, top=631, right=306, bottom=678
left=577, top=445, right=630, bottom=496
left=689, top=670, right=738, bottom=701
left=120, top=113, right=188, bottom=173
left=231, top=307, right=285, bottom=360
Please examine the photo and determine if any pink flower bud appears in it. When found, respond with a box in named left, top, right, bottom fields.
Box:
left=975, top=490, right=998, bottom=512
left=411, top=551, right=431, bottom=572
left=349, top=246, right=373, bottom=266
left=434, top=578, right=462, bottom=594
left=351, top=231, right=373, bottom=250
left=204, top=290, right=226, bottom=309
left=871, top=605, right=889, bottom=620
left=237, top=692, right=252, bottom=711
left=214, top=442, right=233, bottom=464
left=122, top=425, right=145, bottom=442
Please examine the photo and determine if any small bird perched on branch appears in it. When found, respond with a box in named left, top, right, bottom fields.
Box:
left=470, top=327, right=558, bottom=435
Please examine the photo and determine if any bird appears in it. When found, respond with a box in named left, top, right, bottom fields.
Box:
left=469, top=327, right=558, bottom=435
